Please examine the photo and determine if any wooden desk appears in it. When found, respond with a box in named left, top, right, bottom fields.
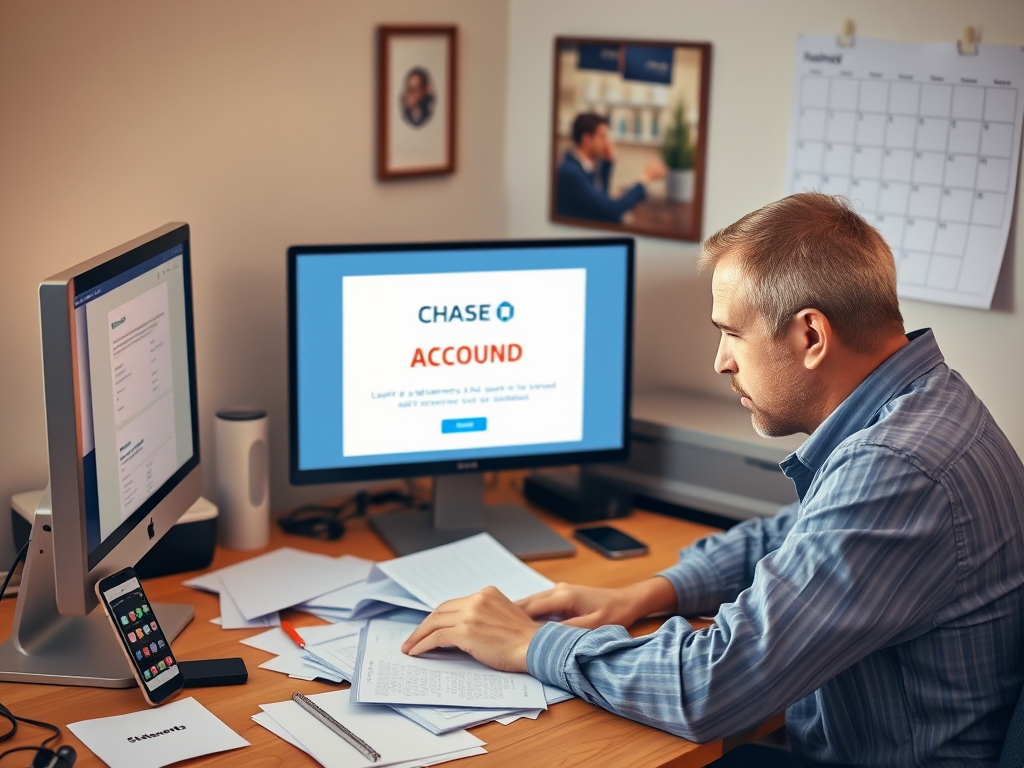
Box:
left=0, top=476, right=779, bottom=767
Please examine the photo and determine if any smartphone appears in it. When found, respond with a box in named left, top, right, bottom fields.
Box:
left=573, top=526, right=649, bottom=559
left=96, top=567, right=184, bottom=706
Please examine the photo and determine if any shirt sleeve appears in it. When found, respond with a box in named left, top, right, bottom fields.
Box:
left=526, top=443, right=959, bottom=742
left=558, top=160, right=646, bottom=223
left=658, top=501, right=800, bottom=616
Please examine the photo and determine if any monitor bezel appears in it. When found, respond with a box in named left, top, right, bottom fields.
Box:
left=288, top=237, right=634, bottom=485
left=43, top=223, right=202, bottom=615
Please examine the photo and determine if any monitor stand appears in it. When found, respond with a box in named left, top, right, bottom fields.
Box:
left=0, top=492, right=194, bottom=688
left=369, top=473, right=575, bottom=560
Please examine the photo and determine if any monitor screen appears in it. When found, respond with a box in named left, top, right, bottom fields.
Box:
left=290, top=239, right=633, bottom=483
left=72, top=242, right=197, bottom=568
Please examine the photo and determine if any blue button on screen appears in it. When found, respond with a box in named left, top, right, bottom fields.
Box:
left=442, top=417, right=488, bottom=434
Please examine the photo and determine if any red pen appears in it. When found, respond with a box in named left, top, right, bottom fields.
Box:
left=281, top=619, right=308, bottom=649
left=281, top=620, right=350, bottom=681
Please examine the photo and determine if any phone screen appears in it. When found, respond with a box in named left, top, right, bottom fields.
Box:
left=101, top=575, right=180, bottom=691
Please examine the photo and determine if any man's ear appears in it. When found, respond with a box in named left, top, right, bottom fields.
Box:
left=791, top=308, right=832, bottom=370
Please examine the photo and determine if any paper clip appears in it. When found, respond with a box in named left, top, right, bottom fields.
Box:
left=958, top=25, right=978, bottom=56
left=837, top=19, right=855, bottom=49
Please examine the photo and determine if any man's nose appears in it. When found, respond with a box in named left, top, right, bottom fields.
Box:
left=714, top=338, right=736, bottom=375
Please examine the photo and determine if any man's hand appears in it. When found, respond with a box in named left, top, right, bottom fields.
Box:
left=517, top=577, right=678, bottom=630
left=402, top=586, right=540, bottom=673
left=640, top=156, right=668, bottom=184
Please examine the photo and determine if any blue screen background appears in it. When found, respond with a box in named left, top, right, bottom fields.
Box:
left=295, top=245, right=629, bottom=471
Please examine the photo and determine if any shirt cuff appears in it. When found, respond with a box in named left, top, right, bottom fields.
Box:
left=658, top=548, right=724, bottom=616
left=526, top=622, right=589, bottom=691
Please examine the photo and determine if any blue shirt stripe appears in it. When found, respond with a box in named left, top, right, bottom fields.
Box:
left=527, top=329, right=1024, bottom=767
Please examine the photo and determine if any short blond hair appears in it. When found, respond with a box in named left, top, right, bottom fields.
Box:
left=699, top=193, right=904, bottom=353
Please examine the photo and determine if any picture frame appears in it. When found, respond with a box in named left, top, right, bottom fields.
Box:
left=377, top=25, right=457, bottom=180
left=550, top=37, right=712, bottom=242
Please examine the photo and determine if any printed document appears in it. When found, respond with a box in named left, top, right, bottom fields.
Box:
left=371, top=532, right=554, bottom=608
left=351, top=618, right=548, bottom=710
left=67, top=697, right=248, bottom=768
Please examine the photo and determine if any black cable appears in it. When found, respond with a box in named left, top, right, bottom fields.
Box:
left=0, top=542, right=28, bottom=602
left=0, top=540, right=67, bottom=766
left=277, top=486, right=427, bottom=541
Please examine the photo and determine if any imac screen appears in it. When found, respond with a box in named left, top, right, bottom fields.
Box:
left=73, top=243, right=195, bottom=567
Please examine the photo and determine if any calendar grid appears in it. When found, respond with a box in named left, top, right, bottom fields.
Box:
left=786, top=37, right=1024, bottom=308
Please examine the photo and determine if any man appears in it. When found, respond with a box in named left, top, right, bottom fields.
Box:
left=555, top=112, right=666, bottom=224
left=405, top=193, right=1024, bottom=767
left=401, top=67, right=434, bottom=128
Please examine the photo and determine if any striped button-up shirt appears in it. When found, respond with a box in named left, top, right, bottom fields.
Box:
left=527, top=329, right=1024, bottom=767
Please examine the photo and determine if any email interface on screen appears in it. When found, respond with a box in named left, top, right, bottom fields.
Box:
left=294, top=245, right=629, bottom=471
left=74, top=244, right=194, bottom=564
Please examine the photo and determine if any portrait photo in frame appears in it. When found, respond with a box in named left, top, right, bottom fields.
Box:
left=550, top=37, right=711, bottom=241
left=377, top=25, right=457, bottom=180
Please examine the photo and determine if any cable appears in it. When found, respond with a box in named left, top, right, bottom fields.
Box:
left=0, top=545, right=74, bottom=766
left=277, top=486, right=427, bottom=541
left=0, top=540, right=27, bottom=602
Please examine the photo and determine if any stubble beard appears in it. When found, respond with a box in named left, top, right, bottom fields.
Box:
left=733, top=350, right=815, bottom=439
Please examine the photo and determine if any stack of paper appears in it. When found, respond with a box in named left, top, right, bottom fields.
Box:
left=241, top=621, right=364, bottom=683
left=342, top=617, right=572, bottom=735
left=183, top=549, right=373, bottom=628
left=254, top=689, right=487, bottom=768
left=295, top=532, right=556, bottom=623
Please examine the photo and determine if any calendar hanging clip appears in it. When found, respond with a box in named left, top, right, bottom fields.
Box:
left=837, top=19, right=855, bottom=48
left=958, top=25, right=978, bottom=56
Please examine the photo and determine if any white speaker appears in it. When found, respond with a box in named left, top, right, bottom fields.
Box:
left=215, top=408, right=270, bottom=549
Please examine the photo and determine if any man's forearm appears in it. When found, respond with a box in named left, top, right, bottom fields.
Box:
left=622, top=576, right=679, bottom=623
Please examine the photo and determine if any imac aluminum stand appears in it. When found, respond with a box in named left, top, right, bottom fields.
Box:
left=0, top=490, right=193, bottom=687
left=369, top=473, right=575, bottom=560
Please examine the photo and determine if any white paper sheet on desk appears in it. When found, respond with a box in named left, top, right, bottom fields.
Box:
left=218, top=576, right=280, bottom=629
left=246, top=624, right=363, bottom=683
left=67, top=696, right=248, bottom=768
left=259, top=654, right=345, bottom=683
left=218, top=549, right=372, bottom=620
left=305, top=577, right=432, bottom=619
left=371, top=533, right=554, bottom=608
left=351, top=618, right=548, bottom=710
left=182, top=570, right=223, bottom=593
left=241, top=621, right=364, bottom=656
left=260, top=689, right=486, bottom=768
left=251, top=711, right=488, bottom=767
left=391, top=683, right=573, bottom=734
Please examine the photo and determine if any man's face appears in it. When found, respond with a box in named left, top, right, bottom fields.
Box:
left=404, top=73, right=426, bottom=108
left=580, top=124, right=612, bottom=161
left=711, top=256, right=813, bottom=437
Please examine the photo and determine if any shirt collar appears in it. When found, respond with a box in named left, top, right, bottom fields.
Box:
left=570, top=147, right=596, bottom=174
left=781, top=328, right=944, bottom=498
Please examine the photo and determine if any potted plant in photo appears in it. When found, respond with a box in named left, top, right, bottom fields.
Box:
left=662, top=101, right=695, bottom=204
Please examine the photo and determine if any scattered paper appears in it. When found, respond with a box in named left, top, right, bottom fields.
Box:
left=218, top=577, right=280, bottom=629
left=372, top=533, right=553, bottom=608
left=351, top=618, right=548, bottom=710
left=260, top=689, right=486, bottom=768
left=67, top=697, right=248, bottom=768
left=218, top=549, right=372, bottom=621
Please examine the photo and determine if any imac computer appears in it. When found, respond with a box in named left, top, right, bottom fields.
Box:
left=0, top=223, right=202, bottom=687
left=289, top=238, right=634, bottom=559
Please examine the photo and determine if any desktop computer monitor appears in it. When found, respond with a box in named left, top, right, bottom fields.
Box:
left=0, top=223, right=202, bottom=687
left=289, top=238, right=634, bottom=559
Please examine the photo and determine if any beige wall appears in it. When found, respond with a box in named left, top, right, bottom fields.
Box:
left=506, top=0, right=1024, bottom=447
left=0, top=0, right=509, bottom=561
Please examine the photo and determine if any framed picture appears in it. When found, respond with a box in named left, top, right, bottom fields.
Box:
left=550, top=37, right=712, bottom=241
left=377, top=25, right=457, bottom=180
